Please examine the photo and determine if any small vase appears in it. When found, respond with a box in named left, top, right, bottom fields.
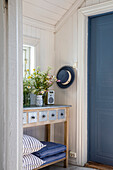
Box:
left=23, top=92, right=31, bottom=107
left=36, top=95, right=43, bottom=107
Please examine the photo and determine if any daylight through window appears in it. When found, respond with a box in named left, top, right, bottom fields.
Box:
left=23, top=45, right=35, bottom=78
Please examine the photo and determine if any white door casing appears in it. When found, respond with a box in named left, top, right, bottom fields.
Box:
left=0, top=0, right=6, bottom=169
left=0, top=0, right=23, bottom=170
left=77, top=0, right=113, bottom=166
left=7, top=0, right=23, bottom=169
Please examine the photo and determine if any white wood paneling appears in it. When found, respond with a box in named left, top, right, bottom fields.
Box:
left=24, top=0, right=66, bottom=15
left=6, top=0, right=23, bottom=170
left=24, top=1, right=61, bottom=21
left=23, top=16, right=55, bottom=32
left=22, top=0, right=112, bottom=164
left=86, top=0, right=93, bottom=6
left=94, top=0, right=100, bottom=4
left=100, top=0, right=108, bottom=2
left=66, top=0, right=77, bottom=3
left=23, top=0, right=78, bottom=26
left=23, top=20, right=55, bottom=140
left=45, top=0, right=73, bottom=10
left=23, top=0, right=111, bottom=27
left=23, top=1, right=57, bottom=25
left=0, top=1, right=5, bottom=169
left=54, top=0, right=113, bottom=165
left=55, top=15, right=77, bottom=155
left=55, top=0, right=84, bottom=32
left=82, top=0, right=111, bottom=7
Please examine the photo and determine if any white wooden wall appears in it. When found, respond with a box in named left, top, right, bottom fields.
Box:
left=22, top=0, right=111, bottom=162
left=54, top=12, right=78, bottom=161
left=82, top=0, right=109, bottom=7
left=0, top=1, right=6, bottom=169
left=54, top=0, right=111, bottom=164
left=23, top=24, right=55, bottom=71
left=23, top=22, right=55, bottom=140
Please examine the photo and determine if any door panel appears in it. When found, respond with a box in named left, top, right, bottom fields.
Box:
left=88, top=13, right=113, bottom=166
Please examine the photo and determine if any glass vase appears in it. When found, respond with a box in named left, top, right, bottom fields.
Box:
left=23, top=92, right=31, bottom=107
left=43, top=92, right=47, bottom=106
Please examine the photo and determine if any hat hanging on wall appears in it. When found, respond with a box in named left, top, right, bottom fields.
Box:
left=56, top=66, right=75, bottom=89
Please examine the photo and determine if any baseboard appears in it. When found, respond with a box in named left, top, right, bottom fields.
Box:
left=69, top=158, right=77, bottom=166
left=85, top=161, right=113, bottom=170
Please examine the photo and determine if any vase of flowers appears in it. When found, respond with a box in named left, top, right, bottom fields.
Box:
left=31, top=67, right=57, bottom=106
left=23, top=72, right=32, bottom=107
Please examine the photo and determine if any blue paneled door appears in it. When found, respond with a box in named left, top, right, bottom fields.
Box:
left=88, top=13, right=113, bottom=166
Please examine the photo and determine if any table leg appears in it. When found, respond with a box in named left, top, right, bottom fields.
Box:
left=46, top=124, right=51, bottom=142
left=64, top=108, right=69, bottom=168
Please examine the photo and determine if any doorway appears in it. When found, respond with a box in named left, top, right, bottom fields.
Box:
left=88, top=12, right=113, bottom=166
left=77, top=1, right=113, bottom=166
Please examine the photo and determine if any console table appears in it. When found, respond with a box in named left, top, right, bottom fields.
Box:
left=23, top=105, right=71, bottom=169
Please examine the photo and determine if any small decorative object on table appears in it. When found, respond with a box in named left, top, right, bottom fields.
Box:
left=46, top=90, right=55, bottom=105
left=31, top=67, right=59, bottom=106
left=36, top=95, right=43, bottom=107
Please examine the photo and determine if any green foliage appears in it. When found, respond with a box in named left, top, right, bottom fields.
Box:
left=23, top=78, right=32, bottom=94
left=23, top=67, right=57, bottom=96
left=31, top=67, right=57, bottom=95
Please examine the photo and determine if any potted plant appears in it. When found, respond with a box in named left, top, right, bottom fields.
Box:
left=31, top=67, right=57, bottom=106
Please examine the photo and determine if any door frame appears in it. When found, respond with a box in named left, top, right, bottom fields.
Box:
left=0, top=0, right=23, bottom=170
left=77, top=0, right=113, bottom=166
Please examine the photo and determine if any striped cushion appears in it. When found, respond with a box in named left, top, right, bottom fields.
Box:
left=23, top=135, right=46, bottom=155
left=23, top=154, right=45, bottom=170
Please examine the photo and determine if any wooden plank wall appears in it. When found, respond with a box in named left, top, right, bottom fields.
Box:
left=23, top=0, right=111, bottom=162
left=82, top=0, right=108, bottom=7
left=23, top=24, right=55, bottom=72
left=23, top=23, right=55, bottom=140
left=23, top=0, right=76, bottom=26
left=54, top=0, right=111, bottom=164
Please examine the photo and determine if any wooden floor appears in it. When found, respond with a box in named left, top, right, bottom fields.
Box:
left=85, top=161, right=113, bottom=170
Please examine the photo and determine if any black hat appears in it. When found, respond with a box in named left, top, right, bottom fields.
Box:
left=56, top=66, right=75, bottom=89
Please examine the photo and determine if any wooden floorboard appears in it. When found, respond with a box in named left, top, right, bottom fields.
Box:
left=85, top=161, right=113, bottom=170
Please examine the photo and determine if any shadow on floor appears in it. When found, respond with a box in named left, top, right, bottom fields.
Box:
left=41, top=164, right=96, bottom=170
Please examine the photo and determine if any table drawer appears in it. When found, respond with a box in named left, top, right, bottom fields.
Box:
left=28, top=112, right=37, bottom=123
left=49, top=110, right=56, bottom=121
left=23, top=112, right=27, bottom=124
left=39, top=111, right=47, bottom=122
left=58, top=109, right=65, bottom=119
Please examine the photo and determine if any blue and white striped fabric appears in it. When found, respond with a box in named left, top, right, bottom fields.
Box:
left=23, top=154, right=45, bottom=170
left=23, top=135, right=46, bottom=156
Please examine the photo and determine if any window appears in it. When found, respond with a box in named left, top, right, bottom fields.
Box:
left=23, top=45, right=35, bottom=78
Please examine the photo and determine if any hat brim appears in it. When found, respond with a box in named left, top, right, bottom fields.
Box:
left=56, top=66, right=75, bottom=89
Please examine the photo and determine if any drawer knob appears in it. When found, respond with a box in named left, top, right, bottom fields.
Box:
left=31, top=116, right=35, bottom=119
left=42, top=115, right=46, bottom=118
left=51, top=114, right=55, bottom=117
left=61, top=113, right=64, bottom=116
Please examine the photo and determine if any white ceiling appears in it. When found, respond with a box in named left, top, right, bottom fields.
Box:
left=23, top=0, right=78, bottom=26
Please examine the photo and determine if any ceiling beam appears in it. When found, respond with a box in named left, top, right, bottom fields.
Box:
left=55, top=0, right=84, bottom=32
